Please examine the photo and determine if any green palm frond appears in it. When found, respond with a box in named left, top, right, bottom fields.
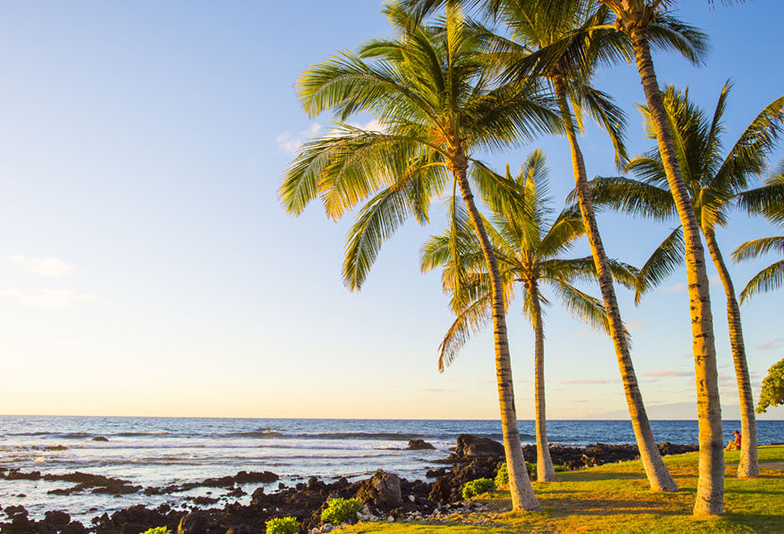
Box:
left=438, top=291, right=493, bottom=371
left=635, top=227, right=685, bottom=304
left=736, top=167, right=784, bottom=223
left=733, top=235, right=784, bottom=262
left=646, top=14, right=709, bottom=66
left=548, top=280, right=614, bottom=337
left=714, top=95, right=784, bottom=194
left=738, top=259, right=784, bottom=304
left=583, top=176, right=675, bottom=220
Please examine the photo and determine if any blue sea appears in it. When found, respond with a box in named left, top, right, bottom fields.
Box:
left=1, top=416, right=782, bottom=521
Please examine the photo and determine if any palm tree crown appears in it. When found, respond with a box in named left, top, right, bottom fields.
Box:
left=280, top=2, right=562, bottom=511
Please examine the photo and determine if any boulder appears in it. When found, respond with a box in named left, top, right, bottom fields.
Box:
left=454, top=434, right=504, bottom=459
left=406, top=439, right=435, bottom=450
left=355, top=471, right=402, bottom=510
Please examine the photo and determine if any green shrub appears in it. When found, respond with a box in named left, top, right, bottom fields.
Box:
left=265, top=516, right=300, bottom=534
left=554, top=464, right=569, bottom=472
left=495, top=462, right=508, bottom=486
left=321, top=497, right=362, bottom=525
left=526, top=461, right=536, bottom=477
left=140, top=529, right=172, bottom=534
left=462, top=477, right=495, bottom=499
left=495, top=461, right=536, bottom=484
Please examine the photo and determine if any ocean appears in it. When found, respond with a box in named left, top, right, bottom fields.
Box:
left=1, top=416, right=782, bottom=521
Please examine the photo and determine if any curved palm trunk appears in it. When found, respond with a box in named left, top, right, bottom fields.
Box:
left=529, top=282, right=556, bottom=482
left=629, top=28, right=724, bottom=517
left=552, top=75, right=678, bottom=492
left=704, top=229, right=759, bottom=478
left=453, top=153, right=540, bottom=511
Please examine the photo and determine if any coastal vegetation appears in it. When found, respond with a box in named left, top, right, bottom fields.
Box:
left=337, top=445, right=784, bottom=533
left=587, top=83, right=784, bottom=479
left=282, top=0, right=783, bottom=521
left=756, top=358, right=784, bottom=415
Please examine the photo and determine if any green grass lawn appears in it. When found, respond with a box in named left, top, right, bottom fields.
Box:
left=340, top=445, right=784, bottom=533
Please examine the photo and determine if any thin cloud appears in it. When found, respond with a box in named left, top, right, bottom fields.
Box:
left=626, top=321, right=645, bottom=330
left=0, top=288, right=99, bottom=308
left=560, top=378, right=620, bottom=385
left=418, top=388, right=458, bottom=393
left=10, top=255, right=74, bottom=279
left=757, top=337, right=784, bottom=351
left=644, top=368, right=692, bottom=378
left=276, top=123, right=322, bottom=154
left=661, top=283, right=686, bottom=294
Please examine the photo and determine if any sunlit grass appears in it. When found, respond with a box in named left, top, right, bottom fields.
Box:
left=341, top=445, right=784, bottom=533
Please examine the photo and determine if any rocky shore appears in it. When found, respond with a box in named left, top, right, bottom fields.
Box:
left=0, top=436, right=698, bottom=534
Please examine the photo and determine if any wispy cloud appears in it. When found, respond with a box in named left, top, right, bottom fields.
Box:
left=626, top=321, right=646, bottom=330
left=644, top=368, right=692, bottom=379
left=560, top=378, right=620, bottom=385
left=661, top=283, right=686, bottom=294
left=10, top=255, right=74, bottom=279
left=0, top=288, right=99, bottom=308
left=276, top=123, right=322, bottom=154
left=757, top=337, right=784, bottom=351
left=418, top=388, right=458, bottom=393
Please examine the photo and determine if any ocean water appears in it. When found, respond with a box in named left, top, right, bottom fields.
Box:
left=1, top=416, right=782, bottom=522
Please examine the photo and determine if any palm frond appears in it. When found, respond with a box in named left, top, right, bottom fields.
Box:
left=739, top=259, right=784, bottom=304
left=733, top=235, right=784, bottom=262
left=582, top=176, right=675, bottom=220
left=635, top=227, right=685, bottom=304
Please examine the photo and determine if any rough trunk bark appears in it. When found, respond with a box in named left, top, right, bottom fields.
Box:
left=630, top=27, right=724, bottom=517
left=552, top=74, right=678, bottom=492
left=704, top=229, right=759, bottom=478
left=453, top=154, right=540, bottom=511
left=529, top=282, right=556, bottom=482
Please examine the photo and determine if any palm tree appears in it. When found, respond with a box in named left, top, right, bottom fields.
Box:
left=485, top=0, right=683, bottom=492
left=279, top=3, right=561, bottom=510
left=402, top=0, right=679, bottom=494
left=734, top=162, right=784, bottom=303
left=596, top=0, right=725, bottom=516
left=587, top=84, right=784, bottom=479
left=422, top=150, right=639, bottom=482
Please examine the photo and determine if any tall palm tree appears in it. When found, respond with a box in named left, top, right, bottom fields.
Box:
left=403, top=0, right=679, bottom=494
left=587, top=84, right=784, bottom=479
left=422, top=150, right=639, bottom=482
left=486, top=0, right=683, bottom=492
left=596, top=0, right=725, bottom=516
left=279, top=3, right=561, bottom=510
left=734, top=162, right=784, bottom=302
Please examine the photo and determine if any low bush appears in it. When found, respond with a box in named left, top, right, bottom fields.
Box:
left=140, top=529, right=172, bottom=534
left=495, top=461, right=538, bottom=485
left=462, top=477, right=496, bottom=499
left=321, top=497, right=362, bottom=525
left=265, top=516, right=300, bottom=534
left=495, top=462, right=508, bottom=485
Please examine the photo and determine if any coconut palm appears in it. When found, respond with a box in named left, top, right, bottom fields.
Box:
left=487, top=0, right=684, bottom=492
left=279, top=3, right=562, bottom=510
left=422, top=150, right=639, bottom=482
left=596, top=0, right=725, bottom=516
left=587, top=83, right=784, bottom=479
left=402, top=0, right=680, bottom=494
left=734, top=162, right=784, bottom=302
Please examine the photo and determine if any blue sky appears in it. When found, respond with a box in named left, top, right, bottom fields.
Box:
left=0, top=1, right=782, bottom=421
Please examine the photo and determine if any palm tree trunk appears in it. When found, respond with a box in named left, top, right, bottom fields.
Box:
left=629, top=27, right=724, bottom=517
left=552, top=74, right=678, bottom=492
left=453, top=153, right=540, bottom=511
left=704, top=229, right=759, bottom=478
left=529, top=282, right=556, bottom=482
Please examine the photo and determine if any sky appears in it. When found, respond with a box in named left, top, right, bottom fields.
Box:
left=0, top=1, right=783, bottom=421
